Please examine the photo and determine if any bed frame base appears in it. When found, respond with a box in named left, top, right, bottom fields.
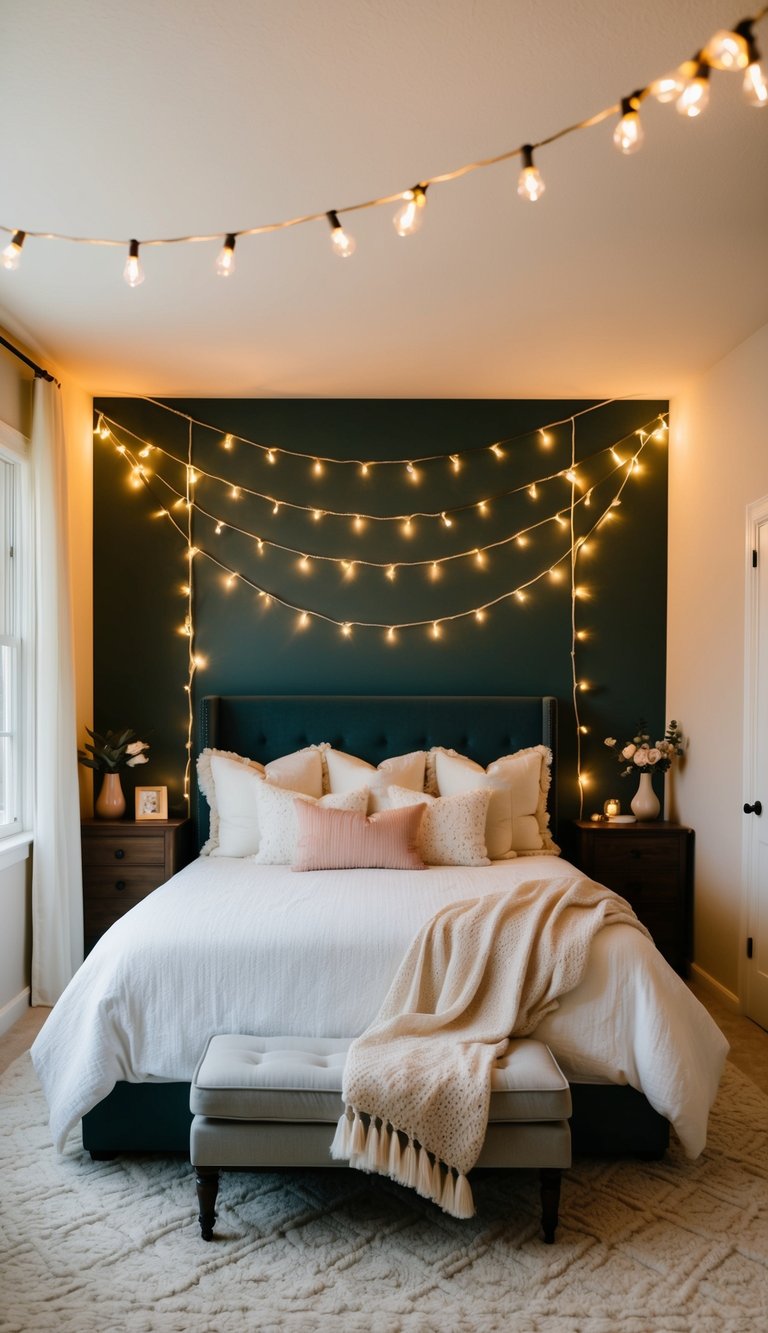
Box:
left=82, top=1080, right=669, bottom=1159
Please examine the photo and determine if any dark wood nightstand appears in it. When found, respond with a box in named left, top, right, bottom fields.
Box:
left=81, top=817, right=193, bottom=953
left=568, top=820, right=693, bottom=975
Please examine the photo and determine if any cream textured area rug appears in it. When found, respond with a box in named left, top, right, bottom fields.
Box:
left=1, top=1056, right=766, bottom=1333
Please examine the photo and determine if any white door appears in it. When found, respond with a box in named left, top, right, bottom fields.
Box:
left=744, top=500, right=768, bottom=1029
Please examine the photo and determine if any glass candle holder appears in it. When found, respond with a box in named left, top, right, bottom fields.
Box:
left=604, top=798, right=621, bottom=818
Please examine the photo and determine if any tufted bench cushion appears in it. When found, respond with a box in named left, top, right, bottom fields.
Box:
left=191, top=1033, right=572, bottom=1124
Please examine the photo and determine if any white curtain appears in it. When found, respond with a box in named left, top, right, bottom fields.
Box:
left=30, top=377, right=83, bottom=1005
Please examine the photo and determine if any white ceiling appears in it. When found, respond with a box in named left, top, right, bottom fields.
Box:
left=1, top=0, right=766, bottom=398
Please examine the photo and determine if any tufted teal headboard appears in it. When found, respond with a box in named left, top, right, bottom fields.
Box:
left=197, top=694, right=557, bottom=850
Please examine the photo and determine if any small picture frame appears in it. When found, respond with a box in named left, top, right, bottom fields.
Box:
left=135, top=785, right=168, bottom=821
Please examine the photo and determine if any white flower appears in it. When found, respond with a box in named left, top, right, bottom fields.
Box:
left=604, top=737, right=617, bottom=748
left=622, top=744, right=636, bottom=759
left=126, top=753, right=149, bottom=767
left=633, top=748, right=649, bottom=766
left=647, top=748, right=662, bottom=765
left=125, top=740, right=149, bottom=755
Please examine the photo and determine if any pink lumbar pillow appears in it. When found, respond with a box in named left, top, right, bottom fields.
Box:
left=292, top=800, right=427, bottom=871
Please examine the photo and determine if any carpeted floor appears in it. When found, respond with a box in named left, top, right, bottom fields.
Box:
left=1, top=1056, right=766, bottom=1332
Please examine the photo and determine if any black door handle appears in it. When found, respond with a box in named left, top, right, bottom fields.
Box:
left=744, top=801, right=763, bottom=816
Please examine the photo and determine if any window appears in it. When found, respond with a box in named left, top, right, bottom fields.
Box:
left=0, top=432, right=24, bottom=839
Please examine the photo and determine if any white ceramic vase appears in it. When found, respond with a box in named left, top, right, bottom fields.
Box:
left=630, top=770, right=660, bottom=821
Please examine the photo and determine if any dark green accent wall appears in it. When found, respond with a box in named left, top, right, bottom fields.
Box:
left=94, top=397, right=668, bottom=827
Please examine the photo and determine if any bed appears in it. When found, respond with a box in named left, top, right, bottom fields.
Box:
left=32, top=694, right=728, bottom=1162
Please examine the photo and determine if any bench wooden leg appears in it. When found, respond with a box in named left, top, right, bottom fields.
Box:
left=539, top=1167, right=562, bottom=1244
left=195, top=1167, right=219, bottom=1241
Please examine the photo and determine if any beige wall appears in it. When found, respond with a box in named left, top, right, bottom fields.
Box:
left=668, top=320, right=768, bottom=1001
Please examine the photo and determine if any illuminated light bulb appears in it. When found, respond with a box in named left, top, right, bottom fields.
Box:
left=580, top=773, right=591, bottom=787
left=554, top=513, right=566, bottom=527
left=116, top=443, right=127, bottom=455
left=517, top=144, right=546, bottom=202
left=584, top=491, right=592, bottom=508
left=93, top=415, right=104, bottom=437
left=172, top=497, right=185, bottom=510
left=477, top=500, right=489, bottom=515
left=326, top=210, right=356, bottom=258
left=298, top=612, right=310, bottom=629
left=188, top=468, right=199, bottom=485
left=565, top=469, right=578, bottom=484
left=549, top=567, right=563, bottom=581
left=123, top=239, right=145, bottom=287
left=406, top=462, right=420, bottom=483
left=353, top=514, right=364, bottom=532
left=516, top=534, right=528, bottom=548
left=155, top=508, right=169, bottom=519
left=475, top=609, right=486, bottom=623
left=178, top=621, right=190, bottom=637
left=183, top=684, right=190, bottom=694
left=431, top=621, right=442, bottom=640
left=490, top=443, right=504, bottom=459
left=677, top=60, right=710, bottom=117
left=474, top=548, right=486, bottom=567
left=223, top=434, right=234, bottom=450
left=312, top=459, right=324, bottom=476
left=193, top=654, right=208, bottom=669
left=528, top=484, right=538, bottom=499
left=653, top=426, right=667, bottom=441
left=138, top=446, right=152, bottom=458
left=574, top=586, right=588, bottom=599
left=215, top=522, right=223, bottom=535
left=386, top=626, right=396, bottom=642
left=341, top=622, right=352, bottom=638
left=180, top=583, right=190, bottom=596
left=611, top=448, right=623, bottom=464
left=215, top=233, right=237, bottom=277
left=230, top=486, right=240, bottom=499
left=744, top=55, right=768, bottom=106
left=539, top=429, right=552, bottom=447
left=1, top=229, right=25, bottom=271
left=401, top=517, right=414, bottom=536
left=344, top=561, right=357, bottom=580
left=580, top=540, right=592, bottom=554
left=99, top=419, right=110, bottom=440
left=386, top=564, right=397, bottom=581
left=450, top=454, right=461, bottom=472
left=515, top=590, right=527, bottom=602
left=430, top=561, right=441, bottom=581
left=576, top=629, right=588, bottom=640
left=360, top=462, right=370, bottom=477
left=272, top=501, right=280, bottom=515
left=393, top=185, right=427, bottom=237
left=188, top=546, right=199, bottom=558
left=613, top=95, right=644, bottom=155
left=704, top=27, right=750, bottom=71
left=266, top=450, right=276, bottom=464
left=612, top=498, right=622, bottom=507
left=256, top=538, right=264, bottom=552
left=225, top=573, right=237, bottom=588
left=579, top=725, right=589, bottom=735
left=312, top=508, right=323, bottom=522
left=299, top=555, right=310, bottom=572
left=650, top=71, right=685, bottom=102
left=441, top=511, right=453, bottom=528
left=578, top=680, right=589, bottom=692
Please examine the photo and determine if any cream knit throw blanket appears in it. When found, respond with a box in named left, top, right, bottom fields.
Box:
left=330, top=879, right=650, bottom=1218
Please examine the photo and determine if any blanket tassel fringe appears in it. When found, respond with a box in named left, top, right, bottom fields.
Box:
left=330, top=1108, right=475, bottom=1220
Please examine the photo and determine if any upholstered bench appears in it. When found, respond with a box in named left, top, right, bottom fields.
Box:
left=190, top=1034, right=572, bottom=1243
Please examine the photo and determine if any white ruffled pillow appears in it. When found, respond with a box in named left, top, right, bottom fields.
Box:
left=387, top=785, right=491, bottom=867
left=324, top=749, right=426, bottom=813
left=253, top=784, right=370, bottom=865
left=430, top=745, right=558, bottom=857
left=197, top=745, right=327, bottom=856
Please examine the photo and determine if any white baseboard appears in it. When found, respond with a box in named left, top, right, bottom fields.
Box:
left=0, top=987, right=31, bottom=1038
left=689, top=963, right=741, bottom=1013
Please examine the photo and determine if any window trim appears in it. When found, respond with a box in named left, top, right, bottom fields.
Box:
left=0, top=416, right=28, bottom=841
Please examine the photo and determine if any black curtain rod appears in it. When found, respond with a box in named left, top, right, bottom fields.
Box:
left=0, top=334, right=57, bottom=384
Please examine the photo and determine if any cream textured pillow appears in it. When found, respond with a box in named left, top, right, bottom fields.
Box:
left=197, top=745, right=327, bottom=856
left=387, top=785, right=491, bottom=867
left=432, top=749, right=514, bottom=859
left=324, top=749, right=426, bottom=813
left=430, top=744, right=558, bottom=856
left=292, top=802, right=427, bottom=872
left=253, top=784, right=369, bottom=865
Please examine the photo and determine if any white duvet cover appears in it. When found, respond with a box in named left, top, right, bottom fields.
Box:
left=31, top=855, right=728, bottom=1156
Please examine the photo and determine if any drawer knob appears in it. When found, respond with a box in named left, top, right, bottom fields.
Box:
left=115, top=880, right=127, bottom=891
left=114, top=848, right=125, bottom=859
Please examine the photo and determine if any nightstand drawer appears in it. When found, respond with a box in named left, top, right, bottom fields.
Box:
left=83, top=868, right=166, bottom=899
left=591, top=836, right=680, bottom=877
left=85, top=897, right=148, bottom=938
left=83, top=834, right=167, bottom=867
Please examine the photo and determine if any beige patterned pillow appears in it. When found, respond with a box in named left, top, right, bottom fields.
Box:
left=252, top=784, right=370, bottom=865
left=387, top=785, right=491, bottom=867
